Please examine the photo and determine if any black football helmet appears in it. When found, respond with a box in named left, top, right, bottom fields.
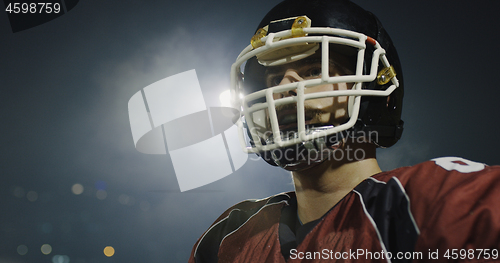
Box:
left=230, top=0, right=404, bottom=170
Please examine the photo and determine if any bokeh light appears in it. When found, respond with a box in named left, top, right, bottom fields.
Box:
left=95, top=180, right=107, bottom=190
left=118, top=194, right=129, bottom=205
left=52, top=255, right=70, bottom=263
left=13, top=187, right=25, bottom=198
left=26, top=191, right=38, bottom=202
left=96, top=190, right=107, bottom=200
left=41, top=244, right=52, bottom=255
left=118, top=194, right=135, bottom=206
left=17, top=244, right=28, bottom=255
left=103, top=246, right=115, bottom=257
left=72, top=184, right=84, bottom=195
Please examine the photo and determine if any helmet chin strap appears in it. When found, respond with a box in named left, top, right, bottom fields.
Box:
left=259, top=126, right=349, bottom=171
left=271, top=142, right=342, bottom=171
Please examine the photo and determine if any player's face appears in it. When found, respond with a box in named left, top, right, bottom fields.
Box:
left=263, top=52, right=354, bottom=132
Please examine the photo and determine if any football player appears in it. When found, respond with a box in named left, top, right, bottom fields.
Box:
left=189, top=0, right=500, bottom=262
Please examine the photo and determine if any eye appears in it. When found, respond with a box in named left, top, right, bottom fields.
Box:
left=305, top=67, right=321, bottom=78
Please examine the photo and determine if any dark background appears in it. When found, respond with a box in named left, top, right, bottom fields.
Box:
left=1, top=0, right=499, bottom=262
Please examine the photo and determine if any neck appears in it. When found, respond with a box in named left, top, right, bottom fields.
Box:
left=292, top=142, right=381, bottom=224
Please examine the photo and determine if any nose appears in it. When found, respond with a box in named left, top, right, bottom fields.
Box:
left=274, top=69, right=302, bottom=99
left=279, top=69, right=303, bottom=85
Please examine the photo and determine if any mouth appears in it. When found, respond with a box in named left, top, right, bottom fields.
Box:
left=277, top=109, right=298, bottom=131
left=276, top=108, right=324, bottom=131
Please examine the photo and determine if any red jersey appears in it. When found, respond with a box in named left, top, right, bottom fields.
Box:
left=189, top=157, right=500, bottom=262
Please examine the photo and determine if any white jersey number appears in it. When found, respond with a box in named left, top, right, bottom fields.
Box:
left=432, top=157, right=485, bottom=173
